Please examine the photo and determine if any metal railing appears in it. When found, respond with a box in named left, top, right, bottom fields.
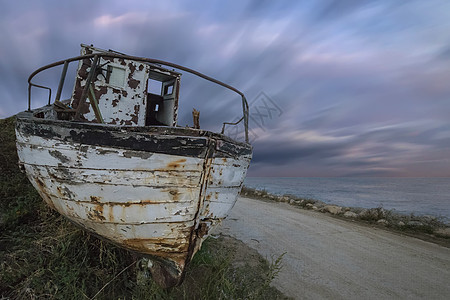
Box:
left=27, top=52, right=250, bottom=143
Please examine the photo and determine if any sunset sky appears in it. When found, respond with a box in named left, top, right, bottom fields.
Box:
left=1, top=0, right=449, bottom=177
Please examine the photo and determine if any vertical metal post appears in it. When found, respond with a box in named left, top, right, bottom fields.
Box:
left=47, top=88, right=52, bottom=106
left=55, top=61, right=69, bottom=102
left=75, top=55, right=99, bottom=120
left=28, top=84, right=32, bottom=111
left=242, top=96, right=249, bottom=143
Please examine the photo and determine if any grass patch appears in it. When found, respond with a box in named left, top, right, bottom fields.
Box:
left=133, top=236, right=288, bottom=300
left=0, top=117, right=288, bottom=299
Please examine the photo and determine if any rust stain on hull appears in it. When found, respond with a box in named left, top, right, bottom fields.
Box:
left=166, top=158, right=187, bottom=169
left=123, top=238, right=190, bottom=254
left=34, top=177, right=56, bottom=210
left=90, top=195, right=101, bottom=202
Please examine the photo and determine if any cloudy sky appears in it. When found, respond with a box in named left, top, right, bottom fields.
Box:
left=1, top=0, right=449, bottom=177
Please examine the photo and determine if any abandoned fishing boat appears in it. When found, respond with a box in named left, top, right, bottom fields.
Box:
left=15, top=44, right=252, bottom=288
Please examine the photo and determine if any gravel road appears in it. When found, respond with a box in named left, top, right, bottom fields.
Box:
left=218, top=197, right=450, bottom=300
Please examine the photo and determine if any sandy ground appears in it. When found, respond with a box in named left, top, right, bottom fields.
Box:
left=218, top=197, right=450, bottom=300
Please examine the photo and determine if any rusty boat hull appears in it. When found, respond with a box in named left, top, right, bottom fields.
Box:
left=16, top=45, right=252, bottom=287
left=16, top=107, right=251, bottom=287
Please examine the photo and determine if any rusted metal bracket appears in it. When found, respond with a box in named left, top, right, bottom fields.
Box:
left=221, top=115, right=244, bottom=134
left=88, top=84, right=104, bottom=123
left=74, top=55, right=99, bottom=120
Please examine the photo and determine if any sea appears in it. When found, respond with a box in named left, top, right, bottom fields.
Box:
left=244, top=177, right=450, bottom=223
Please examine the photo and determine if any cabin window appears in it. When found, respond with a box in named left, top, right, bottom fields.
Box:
left=106, top=65, right=126, bottom=88
left=147, top=79, right=162, bottom=94
left=164, top=84, right=174, bottom=95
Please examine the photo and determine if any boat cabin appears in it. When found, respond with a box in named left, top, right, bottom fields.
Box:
left=69, top=44, right=181, bottom=127
left=28, top=44, right=249, bottom=143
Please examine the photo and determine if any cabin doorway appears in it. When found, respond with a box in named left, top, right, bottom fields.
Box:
left=145, top=72, right=179, bottom=126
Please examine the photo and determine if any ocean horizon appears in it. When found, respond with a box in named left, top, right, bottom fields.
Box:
left=243, top=177, right=450, bottom=223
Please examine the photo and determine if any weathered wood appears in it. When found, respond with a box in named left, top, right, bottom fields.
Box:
left=192, top=108, right=200, bottom=129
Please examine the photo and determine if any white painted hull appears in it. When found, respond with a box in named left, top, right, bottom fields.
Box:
left=15, top=114, right=251, bottom=287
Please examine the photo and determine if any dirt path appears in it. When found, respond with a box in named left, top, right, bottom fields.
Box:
left=218, top=197, right=450, bottom=300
